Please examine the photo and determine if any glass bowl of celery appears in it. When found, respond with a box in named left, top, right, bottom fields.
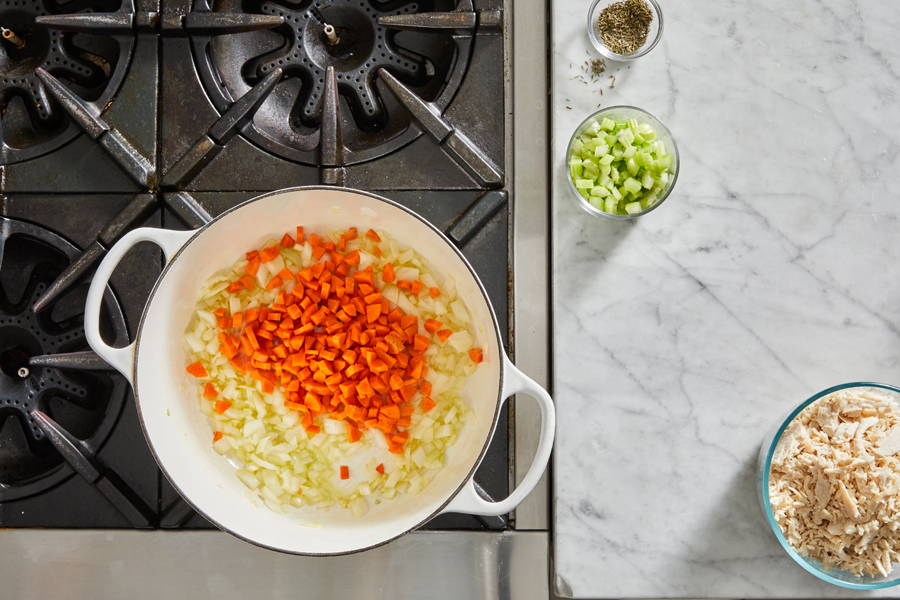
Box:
left=566, top=105, right=678, bottom=219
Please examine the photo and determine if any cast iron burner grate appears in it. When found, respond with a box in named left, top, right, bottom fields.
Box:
left=191, top=0, right=472, bottom=165
left=0, top=217, right=128, bottom=501
left=0, top=0, right=134, bottom=164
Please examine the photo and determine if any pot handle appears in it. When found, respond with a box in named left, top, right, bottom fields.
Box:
left=84, top=227, right=196, bottom=383
left=440, top=354, right=555, bottom=517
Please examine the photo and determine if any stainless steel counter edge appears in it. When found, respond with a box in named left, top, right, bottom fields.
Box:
left=0, top=530, right=548, bottom=599
left=511, top=0, right=551, bottom=531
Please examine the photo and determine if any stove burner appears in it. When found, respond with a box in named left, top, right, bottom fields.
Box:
left=0, top=217, right=127, bottom=501
left=191, top=0, right=472, bottom=165
left=0, top=0, right=135, bottom=164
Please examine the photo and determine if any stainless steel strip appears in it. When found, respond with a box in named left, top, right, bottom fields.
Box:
left=0, top=530, right=548, bottom=600
left=511, top=0, right=550, bottom=530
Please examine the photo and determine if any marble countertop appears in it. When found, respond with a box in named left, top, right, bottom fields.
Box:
left=551, top=1, right=900, bottom=597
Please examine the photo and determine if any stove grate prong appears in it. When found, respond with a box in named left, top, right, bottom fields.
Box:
left=180, top=12, right=285, bottom=33
left=377, top=10, right=501, bottom=31
left=160, top=496, right=198, bottom=528
left=33, top=194, right=157, bottom=312
left=29, top=351, right=115, bottom=371
left=377, top=68, right=502, bottom=188
left=35, top=12, right=135, bottom=33
left=163, top=67, right=283, bottom=188
left=34, top=68, right=156, bottom=188
left=31, top=410, right=156, bottom=528
left=377, top=11, right=475, bottom=31
left=446, top=191, right=508, bottom=247
left=319, top=66, right=346, bottom=186
left=163, top=192, right=213, bottom=228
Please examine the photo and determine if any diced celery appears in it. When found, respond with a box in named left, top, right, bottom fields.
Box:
left=610, top=186, right=622, bottom=201
left=623, top=177, right=642, bottom=195
left=569, top=114, right=674, bottom=215
left=641, top=194, right=658, bottom=209
left=571, top=138, right=584, bottom=155
left=626, top=157, right=639, bottom=176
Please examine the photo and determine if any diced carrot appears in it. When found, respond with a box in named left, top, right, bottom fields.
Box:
left=340, top=465, right=349, bottom=480
left=213, top=431, right=223, bottom=442
left=375, top=463, right=385, bottom=475
left=382, top=263, right=395, bottom=283
left=201, top=226, right=463, bottom=453
left=240, top=274, right=256, bottom=290
left=413, top=334, right=430, bottom=353
left=203, top=383, right=218, bottom=398
left=387, top=404, right=407, bottom=420
left=468, top=348, right=484, bottom=364
left=366, top=303, right=382, bottom=323
left=259, top=245, right=281, bottom=262
left=186, top=361, right=207, bottom=378
left=227, top=281, right=243, bottom=293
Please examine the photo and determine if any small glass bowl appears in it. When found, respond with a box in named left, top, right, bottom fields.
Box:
left=565, top=105, right=678, bottom=219
left=757, top=382, right=900, bottom=589
left=587, top=0, right=663, bottom=61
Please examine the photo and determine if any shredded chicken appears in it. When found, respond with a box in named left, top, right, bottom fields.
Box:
left=769, top=388, right=900, bottom=577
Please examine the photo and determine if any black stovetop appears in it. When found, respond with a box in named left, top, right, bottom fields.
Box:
left=0, top=0, right=510, bottom=531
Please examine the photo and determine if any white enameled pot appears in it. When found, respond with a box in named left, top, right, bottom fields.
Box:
left=84, top=186, right=555, bottom=555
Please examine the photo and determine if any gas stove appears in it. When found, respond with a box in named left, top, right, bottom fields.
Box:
left=0, top=0, right=549, bottom=595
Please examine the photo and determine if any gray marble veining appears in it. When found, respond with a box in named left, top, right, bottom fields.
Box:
left=551, top=1, right=900, bottom=597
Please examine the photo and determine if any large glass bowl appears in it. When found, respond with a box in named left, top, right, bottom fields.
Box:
left=565, top=105, right=679, bottom=219
left=587, top=0, right=663, bottom=61
left=757, top=382, right=900, bottom=589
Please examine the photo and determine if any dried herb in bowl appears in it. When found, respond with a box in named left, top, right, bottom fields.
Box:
left=597, top=0, right=653, bottom=56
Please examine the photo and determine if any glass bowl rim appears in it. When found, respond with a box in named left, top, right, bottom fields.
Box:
left=760, top=381, right=900, bottom=589
left=565, top=104, right=680, bottom=219
left=586, top=0, right=664, bottom=61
